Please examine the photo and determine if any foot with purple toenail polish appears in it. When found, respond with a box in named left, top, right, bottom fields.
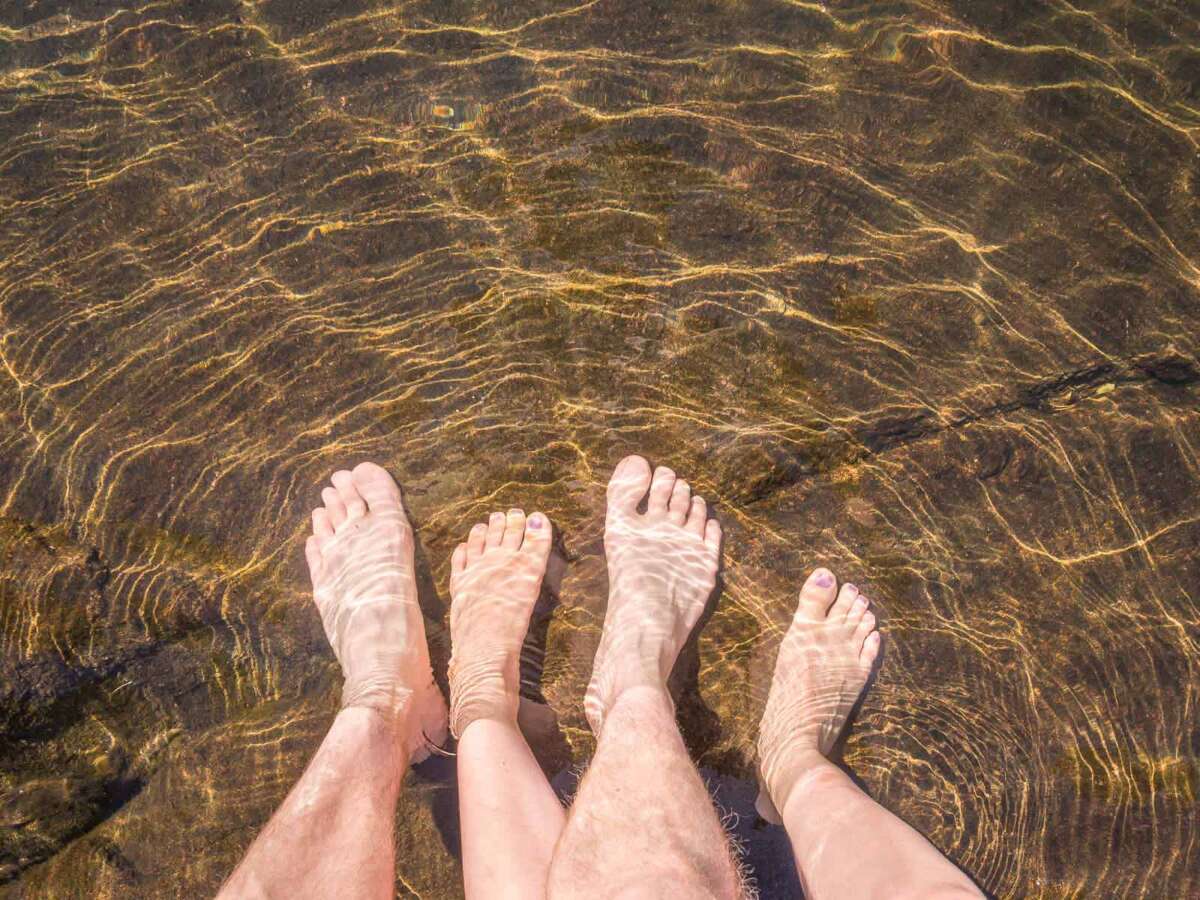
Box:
left=447, top=508, right=554, bottom=739
left=756, top=567, right=881, bottom=820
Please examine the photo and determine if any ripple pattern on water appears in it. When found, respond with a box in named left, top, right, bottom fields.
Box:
left=0, top=0, right=1198, bottom=896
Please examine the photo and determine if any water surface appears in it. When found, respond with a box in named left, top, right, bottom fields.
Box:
left=1, top=1, right=1198, bottom=896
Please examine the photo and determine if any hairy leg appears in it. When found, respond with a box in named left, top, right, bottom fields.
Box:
left=758, top=568, right=983, bottom=900
left=547, top=456, right=743, bottom=900
left=220, top=463, right=447, bottom=899
left=219, top=708, right=409, bottom=899
left=449, top=508, right=566, bottom=899
left=549, top=686, right=743, bottom=899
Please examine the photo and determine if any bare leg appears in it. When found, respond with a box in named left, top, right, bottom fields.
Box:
left=448, top=508, right=567, bottom=899
left=757, top=568, right=983, bottom=900
left=221, top=463, right=448, bottom=899
left=218, top=708, right=410, bottom=899
left=547, top=455, right=744, bottom=899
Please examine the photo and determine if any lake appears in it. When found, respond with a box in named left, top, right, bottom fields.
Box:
left=1, top=1, right=1197, bottom=896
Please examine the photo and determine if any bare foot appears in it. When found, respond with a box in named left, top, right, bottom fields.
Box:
left=447, top=507, right=553, bottom=738
left=584, top=455, right=722, bottom=733
left=756, top=567, right=881, bottom=821
left=305, top=462, right=448, bottom=762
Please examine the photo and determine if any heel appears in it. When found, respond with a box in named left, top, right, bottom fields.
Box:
left=755, top=777, right=783, bottom=824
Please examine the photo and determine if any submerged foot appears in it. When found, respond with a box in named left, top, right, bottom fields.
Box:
left=585, top=455, right=722, bottom=733
left=305, top=462, right=448, bottom=762
left=447, top=507, right=553, bottom=738
left=756, top=567, right=881, bottom=821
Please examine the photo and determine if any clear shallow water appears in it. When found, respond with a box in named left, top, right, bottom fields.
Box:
left=1, top=1, right=1198, bottom=896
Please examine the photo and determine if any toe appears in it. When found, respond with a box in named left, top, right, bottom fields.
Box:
left=832, top=582, right=859, bottom=622
left=351, top=461, right=405, bottom=515
left=331, top=470, right=367, bottom=522
left=686, top=495, right=707, bottom=536
left=606, top=454, right=652, bottom=515
left=667, top=478, right=691, bottom=524
left=485, top=511, right=506, bottom=549
left=466, top=522, right=488, bottom=561
left=522, top=512, right=553, bottom=563
left=647, top=466, right=676, bottom=515
left=501, top=508, right=526, bottom=549
left=304, top=534, right=323, bottom=584
left=450, top=542, right=467, bottom=576
left=860, top=629, right=882, bottom=668
left=322, top=486, right=347, bottom=529
left=312, top=507, right=334, bottom=546
left=798, top=567, right=837, bottom=619
left=853, top=612, right=877, bottom=652
left=844, top=591, right=869, bottom=629
left=703, top=516, right=722, bottom=550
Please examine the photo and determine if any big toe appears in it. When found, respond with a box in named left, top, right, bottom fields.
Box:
left=521, top=512, right=553, bottom=561
left=352, top=461, right=405, bottom=516
left=606, top=454, right=652, bottom=515
left=798, top=567, right=838, bottom=619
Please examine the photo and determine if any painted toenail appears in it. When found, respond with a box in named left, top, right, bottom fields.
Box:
left=814, top=570, right=834, bottom=587
left=845, top=583, right=857, bottom=593
left=528, top=514, right=543, bottom=529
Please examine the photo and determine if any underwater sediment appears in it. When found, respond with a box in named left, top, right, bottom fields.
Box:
left=1, top=1, right=1198, bottom=896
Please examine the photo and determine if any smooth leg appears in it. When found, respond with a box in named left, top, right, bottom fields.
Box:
left=758, top=568, right=982, bottom=900
left=448, top=507, right=566, bottom=899
left=218, top=708, right=408, bottom=900
left=778, top=757, right=982, bottom=900
left=458, top=717, right=567, bottom=899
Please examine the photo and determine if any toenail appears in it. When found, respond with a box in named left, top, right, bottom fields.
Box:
left=528, top=514, right=544, bottom=529
left=813, top=570, right=834, bottom=587
left=845, top=583, right=857, bottom=594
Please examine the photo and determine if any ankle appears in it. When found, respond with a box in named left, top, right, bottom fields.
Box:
left=449, top=694, right=519, bottom=740
left=762, top=749, right=835, bottom=813
left=607, top=683, right=675, bottom=719
left=447, top=653, right=520, bottom=739
left=334, top=705, right=413, bottom=769
left=456, top=709, right=521, bottom=742
left=340, top=676, right=416, bottom=723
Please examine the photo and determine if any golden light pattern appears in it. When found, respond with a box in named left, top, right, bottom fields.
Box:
left=0, top=0, right=1197, bottom=896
